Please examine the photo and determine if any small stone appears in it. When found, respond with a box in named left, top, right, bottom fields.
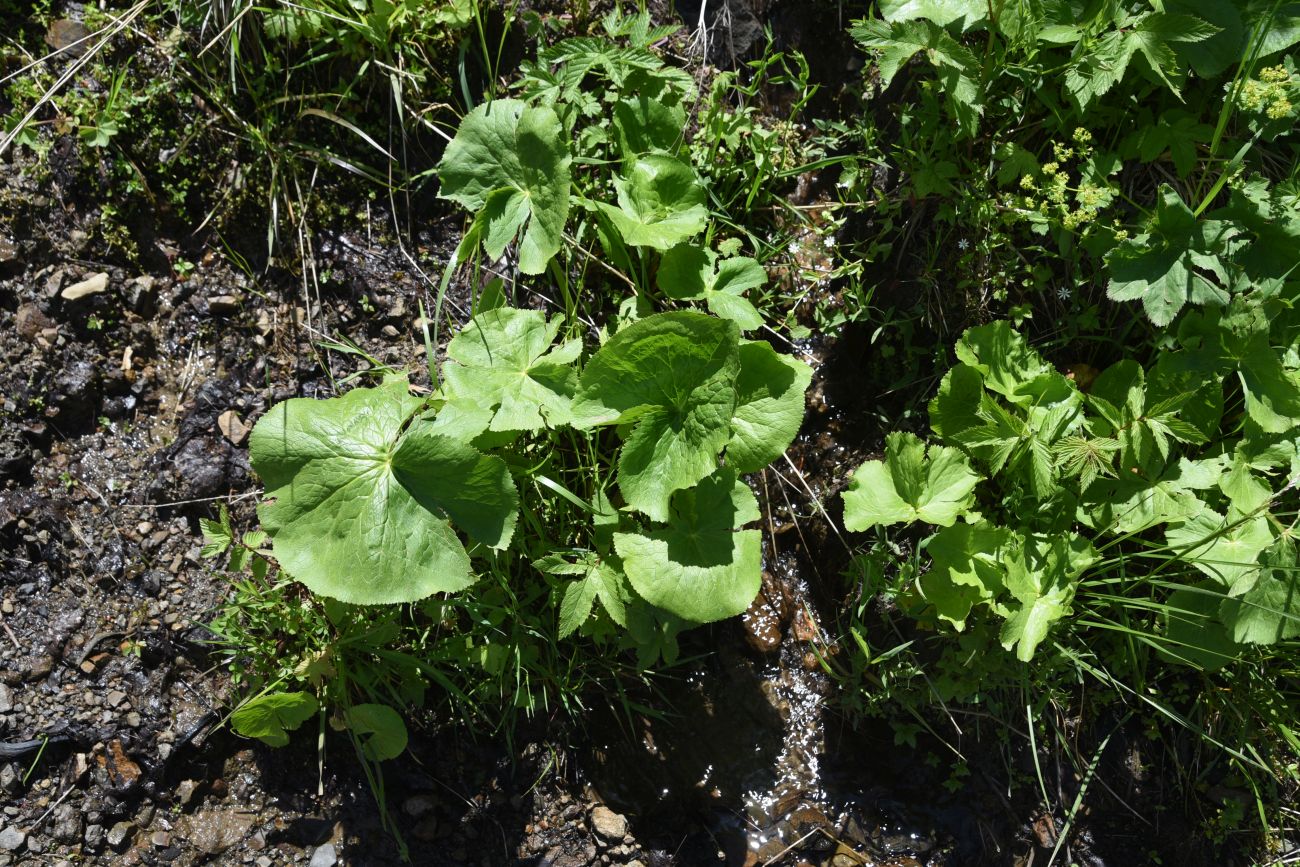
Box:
left=15, top=304, right=54, bottom=341
left=61, top=272, right=110, bottom=301
left=308, top=843, right=337, bottom=867
left=217, top=411, right=250, bottom=446
left=403, top=795, right=435, bottom=818
left=256, top=858, right=272, bottom=867
left=52, top=804, right=81, bottom=843
left=126, top=712, right=141, bottom=728
left=0, top=826, right=25, bottom=851
left=208, top=295, right=241, bottom=315
left=151, top=831, right=170, bottom=847
left=106, top=821, right=134, bottom=850
left=0, top=684, right=11, bottom=713
left=85, top=823, right=104, bottom=849
left=590, top=806, right=628, bottom=841
left=26, top=656, right=53, bottom=681
left=45, top=19, right=90, bottom=55
left=106, top=690, right=128, bottom=708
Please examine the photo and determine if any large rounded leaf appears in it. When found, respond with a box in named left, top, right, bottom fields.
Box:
left=436, top=99, right=570, bottom=274
left=614, top=469, right=761, bottom=623
left=250, top=379, right=519, bottom=605
left=596, top=154, right=707, bottom=250
left=728, top=340, right=812, bottom=472
left=571, top=312, right=740, bottom=521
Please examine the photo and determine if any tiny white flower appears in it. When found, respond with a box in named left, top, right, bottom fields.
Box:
left=1057, top=286, right=1071, bottom=300
left=823, top=235, right=836, bottom=248
left=788, top=241, right=800, bottom=254
left=957, top=238, right=970, bottom=251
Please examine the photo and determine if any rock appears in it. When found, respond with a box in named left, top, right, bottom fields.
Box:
left=97, top=740, right=141, bottom=790
left=308, top=843, right=338, bottom=867
left=61, top=272, right=110, bottom=301
left=52, top=804, right=81, bottom=843
left=0, top=683, right=11, bottom=713
left=45, top=19, right=90, bottom=56
left=151, top=831, right=170, bottom=847
left=14, top=304, right=54, bottom=341
left=106, top=821, right=135, bottom=850
left=25, top=655, right=53, bottom=681
left=590, top=805, right=628, bottom=840
left=208, top=295, right=241, bottom=315
left=0, top=826, right=25, bottom=852
left=175, top=810, right=256, bottom=856
left=216, top=411, right=250, bottom=446
left=84, top=823, right=104, bottom=849
left=176, top=779, right=199, bottom=807
left=106, top=689, right=127, bottom=708
left=0, top=237, right=16, bottom=264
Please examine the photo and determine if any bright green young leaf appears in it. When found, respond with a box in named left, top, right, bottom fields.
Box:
left=614, top=468, right=761, bottom=623
left=1106, top=186, right=1239, bottom=326
left=658, top=244, right=767, bottom=331
left=917, top=521, right=1012, bottom=628
left=877, top=0, right=986, bottom=28
left=231, top=692, right=319, bottom=747
left=436, top=99, right=571, bottom=274
left=727, top=340, right=812, bottom=473
left=250, top=379, right=519, bottom=605
left=953, top=321, right=1072, bottom=409
left=596, top=154, right=708, bottom=250
left=1084, top=457, right=1214, bottom=533
left=571, top=312, right=740, bottom=521
left=1166, top=508, right=1275, bottom=595
left=442, top=307, right=581, bottom=431
left=345, top=703, right=408, bottom=761
left=843, top=432, right=981, bottom=530
left=1219, top=540, right=1300, bottom=644
left=999, top=533, right=1097, bottom=661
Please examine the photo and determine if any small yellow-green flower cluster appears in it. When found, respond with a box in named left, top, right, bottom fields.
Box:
left=1007, top=129, right=1115, bottom=232
left=1238, top=65, right=1296, bottom=121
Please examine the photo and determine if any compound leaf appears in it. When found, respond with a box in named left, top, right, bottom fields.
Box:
left=843, top=431, right=981, bottom=530
left=437, top=99, right=570, bottom=274
left=250, top=378, right=518, bottom=605
left=572, top=312, right=740, bottom=521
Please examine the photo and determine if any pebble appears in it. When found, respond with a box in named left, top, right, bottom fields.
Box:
left=308, top=842, right=338, bottom=867
left=0, top=827, right=25, bottom=852
left=590, top=805, right=628, bottom=840
left=106, top=821, right=134, bottom=850
left=208, top=295, right=241, bottom=314
left=217, top=410, right=250, bottom=445
left=0, top=684, right=11, bottom=714
left=106, top=689, right=128, bottom=708
left=61, top=272, right=110, bottom=301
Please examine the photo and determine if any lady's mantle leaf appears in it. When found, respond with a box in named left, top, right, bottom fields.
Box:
left=443, top=307, right=581, bottom=431
left=614, top=469, right=761, bottom=623
left=999, top=533, right=1097, bottom=661
left=437, top=99, right=571, bottom=274
left=727, top=341, right=813, bottom=473
left=843, top=431, right=981, bottom=530
left=250, top=379, right=519, bottom=605
left=345, top=703, right=408, bottom=761
left=231, top=692, right=318, bottom=747
left=571, top=312, right=740, bottom=521
left=596, top=155, right=708, bottom=250
left=1165, top=508, right=1275, bottom=595
left=916, top=521, right=1011, bottom=627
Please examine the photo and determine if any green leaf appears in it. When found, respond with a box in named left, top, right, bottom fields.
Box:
left=345, top=703, right=408, bottom=761
left=999, top=533, right=1097, bottom=661
left=442, top=307, right=580, bottom=432
left=596, top=155, right=708, bottom=250
left=250, top=379, right=519, bottom=605
left=1219, top=540, right=1300, bottom=645
left=916, top=521, right=1012, bottom=628
left=876, top=0, right=986, bottom=28
left=572, top=312, right=740, bottom=521
left=614, top=468, right=761, bottom=623
left=843, top=432, right=981, bottom=530
left=727, top=340, right=812, bottom=473
left=1166, top=508, right=1275, bottom=595
left=1106, top=185, right=1238, bottom=326
left=200, top=506, right=233, bottom=559
left=558, top=571, right=599, bottom=638
left=1084, top=457, right=1214, bottom=533
left=437, top=99, right=571, bottom=274
left=1161, top=586, right=1239, bottom=670
left=612, top=69, right=689, bottom=157
left=658, top=244, right=768, bottom=330
left=231, top=692, right=319, bottom=747
left=850, top=18, right=982, bottom=135
left=953, top=321, right=1067, bottom=408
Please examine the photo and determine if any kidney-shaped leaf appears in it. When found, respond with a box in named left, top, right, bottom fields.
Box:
left=437, top=99, right=571, bottom=274
left=843, top=431, right=981, bottom=530
left=345, top=703, right=408, bottom=761
left=571, top=312, right=740, bottom=521
left=658, top=244, right=767, bottom=331
left=443, top=306, right=581, bottom=432
left=596, top=154, right=707, bottom=250
left=727, top=340, right=812, bottom=473
left=231, top=692, right=318, bottom=747
left=250, top=379, right=519, bottom=605
left=615, top=469, right=761, bottom=623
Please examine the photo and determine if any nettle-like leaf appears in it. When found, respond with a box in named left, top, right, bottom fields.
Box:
left=851, top=18, right=982, bottom=135
left=596, top=154, right=708, bottom=250
left=571, top=312, right=740, bottom=521
left=437, top=99, right=571, bottom=274
left=250, top=378, right=519, bottom=605
left=1106, top=185, right=1240, bottom=327
left=843, top=431, right=981, bottom=530
left=231, top=692, right=319, bottom=747
left=727, top=340, right=812, bottom=473
left=1064, top=13, right=1218, bottom=110
left=538, top=551, right=631, bottom=636
left=658, top=243, right=767, bottom=331
left=614, top=468, right=761, bottom=623
left=442, top=307, right=581, bottom=432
